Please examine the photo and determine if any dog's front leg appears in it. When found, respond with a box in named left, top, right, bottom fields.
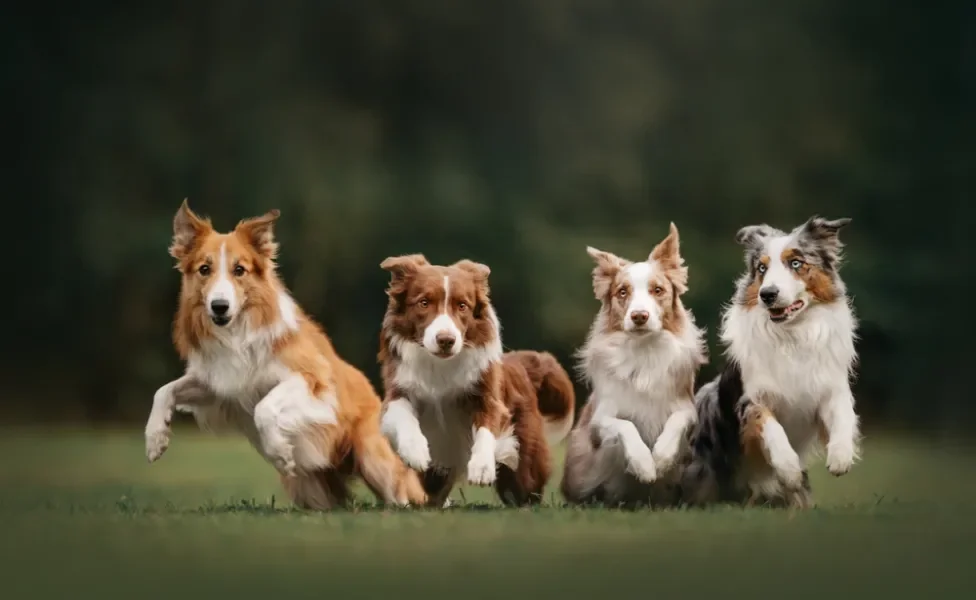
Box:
left=652, top=400, right=697, bottom=474
left=589, top=404, right=657, bottom=483
left=145, top=374, right=212, bottom=463
left=819, top=386, right=860, bottom=476
left=253, top=374, right=338, bottom=477
left=380, top=397, right=431, bottom=471
left=739, top=397, right=803, bottom=490
left=466, top=392, right=510, bottom=487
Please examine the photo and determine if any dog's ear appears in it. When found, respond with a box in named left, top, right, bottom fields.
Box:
left=453, top=259, right=490, bottom=287
left=734, top=224, right=777, bottom=249
left=798, top=216, right=851, bottom=267
left=235, top=209, right=280, bottom=260
left=170, top=199, right=213, bottom=263
left=650, top=222, right=688, bottom=295
left=586, top=246, right=627, bottom=300
left=453, top=259, right=492, bottom=318
left=380, top=254, right=430, bottom=291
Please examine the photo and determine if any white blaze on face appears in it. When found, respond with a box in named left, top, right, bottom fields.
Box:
left=422, top=275, right=463, bottom=356
left=623, top=262, right=662, bottom=332
left=206, top=242, right=238, bottom=319
left=759, top=235, right=805, bottom=308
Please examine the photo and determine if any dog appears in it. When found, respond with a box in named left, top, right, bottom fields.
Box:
left=561, top=223, right=707, bottom=507
left=681, top=216, right=859, bottom=508
left=144, top=200, right=427, bottom=510
left=377, top=254, right=576, bottom=506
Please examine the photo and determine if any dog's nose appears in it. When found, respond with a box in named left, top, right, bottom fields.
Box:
left=630, top=311, right=649, bottom=326
left=435, top=332, right=456, bottom=351
left=210, top=299, right=230, bottom=316
left=759, top=287, right=779, bottom=306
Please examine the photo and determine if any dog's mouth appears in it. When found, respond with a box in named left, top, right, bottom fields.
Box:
left=211, top=315, right=232, bottom=327
left=768, top=300, right=805, bottom=323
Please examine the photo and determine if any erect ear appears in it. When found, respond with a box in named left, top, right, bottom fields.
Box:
left=380, top=254, right=430, bottom=291
left=650, top=222, right=688, bottom=295
left=169, top=199, right=213, bottom=262
left=735, top=224, right=777, bottom=249
left=586, top=246, right=627, bottom=300
left=798, top=215, right=852, bottom=266
left=234, top=209, right=280, bottom=260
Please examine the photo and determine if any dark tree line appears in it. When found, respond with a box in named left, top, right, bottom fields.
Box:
left=3, top=1, right=972, bottom=432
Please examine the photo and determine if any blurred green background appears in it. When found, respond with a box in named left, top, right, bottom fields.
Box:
left=4, top=1, right=972, bottom=433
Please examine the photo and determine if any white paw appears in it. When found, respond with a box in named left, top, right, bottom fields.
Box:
left=145, top=426, right=170, bottom=463
left=626, top=445, right=658, bottom=483
left=274, top=456, right=298, bottom=479
left=773, top=458, right=804, bottom=490
left=467, top=451, right=496, bottom=486
left=826, top=443, right=855, bottom=476
left=398, top=432, right=431, bottom=472
left=652, top=443, right=680, bottom=474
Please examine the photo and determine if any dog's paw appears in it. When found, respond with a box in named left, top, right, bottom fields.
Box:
left=652, top=443, right=680, bottom=474
left=774, top=459, right=805, bottom=490
left=145, top=427, right=171, bottom=463
left=398, top=433, right=431, bottom=472
left=826, top=443, right=855, bottom=477
left=466, top=451, right=497, bottom=486
left=626, top=445, right=658, bottom=483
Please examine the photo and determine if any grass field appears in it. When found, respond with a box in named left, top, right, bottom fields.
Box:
left=0, top=428, right=973, bottom=599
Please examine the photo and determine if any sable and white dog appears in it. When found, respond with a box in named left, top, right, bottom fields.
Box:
left=681, top=216, right=860, bottom=508
left=561, top=224, right=707, bottom=507
left=144, top=201, right=426, bottom=510
left=377, top=255, right=576, bottom=507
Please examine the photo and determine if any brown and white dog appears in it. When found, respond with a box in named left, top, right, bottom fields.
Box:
left=377, top=255, right=575, bottom=506
left=562, top=224, right=707, bottom=507
left=144, top=201, right=426, bottom=510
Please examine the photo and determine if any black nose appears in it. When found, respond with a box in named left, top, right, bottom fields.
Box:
left=435, top=332, right=456, bottom=351
left=210, top=299, right=230, bottom=315
left=759, top=287, right=779, bottom=306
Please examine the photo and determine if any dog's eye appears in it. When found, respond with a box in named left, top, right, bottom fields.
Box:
left=757, top=264, right=767, bottom=274
left=790, top=259, right=803, bottom=270
left=617, top=288, right=629, bottom=298
left=653, top=286, right=664, bottom=295
left=457, top=302, right=467, bottom=312
left=233, top=265, right=246, bottom=277
left=419, top=298, right=429, bottom=308
left=198, top=264, right=211, bottom=276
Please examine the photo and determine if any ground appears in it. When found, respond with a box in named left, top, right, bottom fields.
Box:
left=0, top=428, right=973, bottom=599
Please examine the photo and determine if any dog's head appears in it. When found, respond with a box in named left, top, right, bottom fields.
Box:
left=169, top=199, right=281, bottom=329
left=380, top=254, right=496, bottom=359
left=734, top=215, right=851, bottom=324
left=586, top=222, right=689, bottom=336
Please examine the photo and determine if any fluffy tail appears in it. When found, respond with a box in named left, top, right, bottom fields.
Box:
left=507, top=350, right=576, bottom=446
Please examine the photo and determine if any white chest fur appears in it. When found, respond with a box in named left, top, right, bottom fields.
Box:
left=583, top=320, right=702, bottom=446
left=722, top=301, right=857, bottom=448
left=389, top=333, right=506, bottom=470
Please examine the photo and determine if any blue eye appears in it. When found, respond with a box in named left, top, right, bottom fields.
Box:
left=790, top=259, right=803, bottom=270
left=757, top=264, right=767, bottom=274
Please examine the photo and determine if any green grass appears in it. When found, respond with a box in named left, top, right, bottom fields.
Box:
left=1, top=428, right=974, bottom=599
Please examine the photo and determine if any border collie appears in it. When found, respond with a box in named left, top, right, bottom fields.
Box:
left=377, top=254, right=576, bottom=506
left=681, top=216, right=859, bottom=508
left=561, top=224, right=707, bottom=507
left=144, top=200, right=426, bottom=510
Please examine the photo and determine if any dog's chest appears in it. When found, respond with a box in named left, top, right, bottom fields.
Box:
left=416, top=401, right=476, bottom=470
left=188, top=342, right=285, bottom=412
left=594, top=372, right=676, bottom=446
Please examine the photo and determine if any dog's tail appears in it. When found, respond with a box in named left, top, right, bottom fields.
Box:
left=507, top=350, right=576, bottom=446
